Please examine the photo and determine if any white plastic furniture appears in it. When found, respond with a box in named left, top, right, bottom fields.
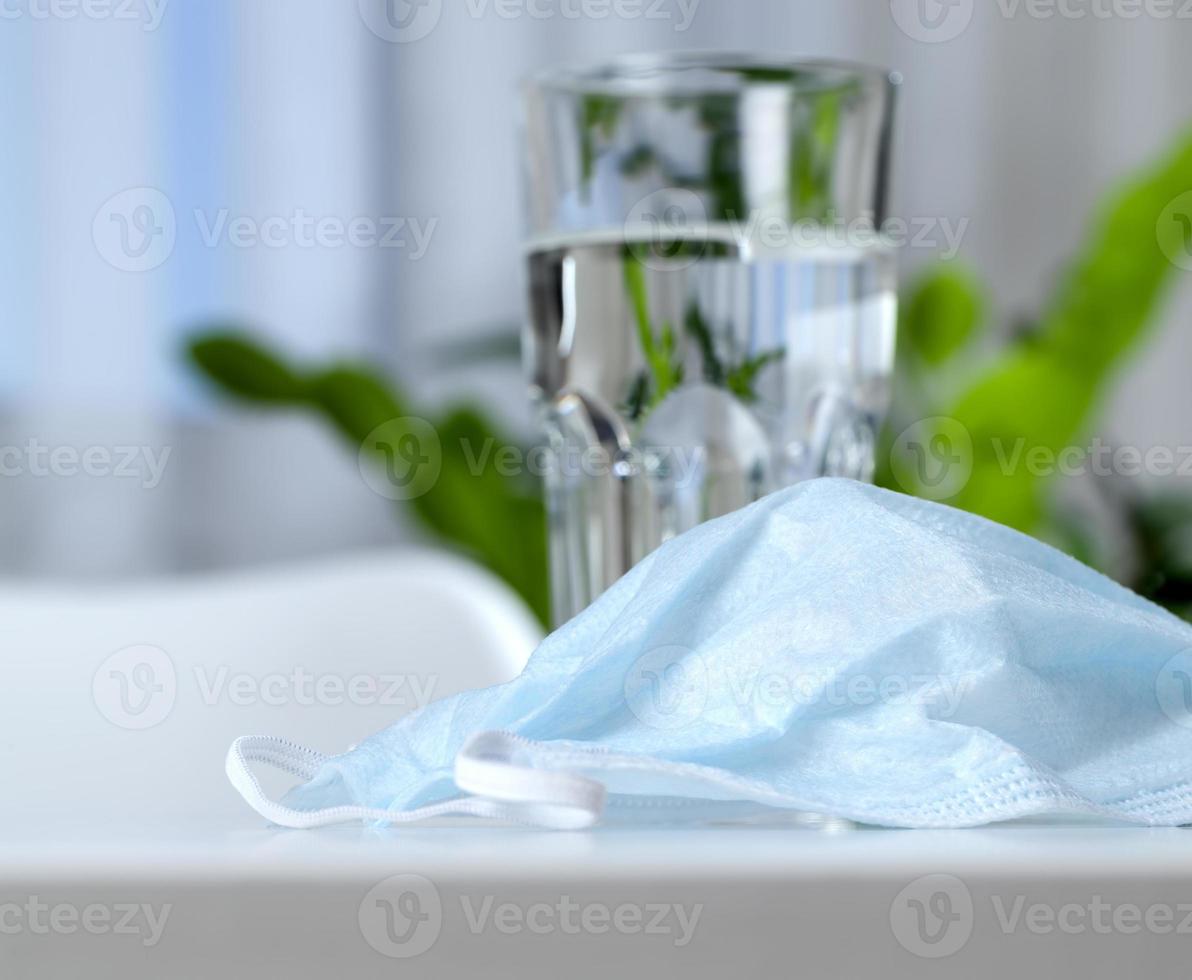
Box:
left=2, top=552, right=1190, bottom=978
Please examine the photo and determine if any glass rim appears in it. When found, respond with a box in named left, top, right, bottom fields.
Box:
left=524, top=51, right=899, bottom=98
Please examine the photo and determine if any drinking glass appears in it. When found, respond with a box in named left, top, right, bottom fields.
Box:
left=521, top=53, right=899, bottom=625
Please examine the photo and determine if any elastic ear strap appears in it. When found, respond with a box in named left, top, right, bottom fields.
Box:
left=227, top=733, right=606, bottom=830
left=226, top=736, right=490, bottom=828
left=455, top=731, right=607, bottom=830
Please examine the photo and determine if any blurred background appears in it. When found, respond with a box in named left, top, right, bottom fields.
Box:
left=1, top=0, right=1190, bottom=608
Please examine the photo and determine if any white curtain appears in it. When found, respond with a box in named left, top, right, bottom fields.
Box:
left=2, top=0, right=1190, bottom=577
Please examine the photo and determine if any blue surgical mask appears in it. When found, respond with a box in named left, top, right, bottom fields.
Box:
left=229, top=479, right=1192, bottom=829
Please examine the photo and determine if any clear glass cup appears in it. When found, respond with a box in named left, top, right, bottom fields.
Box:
left=521, top=53, right=900, bottom=625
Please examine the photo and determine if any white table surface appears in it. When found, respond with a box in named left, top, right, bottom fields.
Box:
left=3, top=815, right=1191, bottom=979
left=5, top=556, right=1191, bottom=978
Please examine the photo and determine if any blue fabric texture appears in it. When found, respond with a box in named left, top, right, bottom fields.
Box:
left=285, top=479, right=1192, bottom=827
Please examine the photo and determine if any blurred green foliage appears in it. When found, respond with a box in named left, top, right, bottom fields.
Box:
left=188, top=334, right=550, bottom=627
left=880, top=124, right=1192, bottom=618
left=188, top=124, right=1192, bottom=625
left=900, top=267, right=984, bottom=367
left=623, top=255, right=682, bottom=415
left=578, top=69, right=851, bottom=223
left=620, top=251, right=786, bottom=421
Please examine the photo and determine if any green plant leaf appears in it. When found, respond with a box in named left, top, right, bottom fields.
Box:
left=790, top=90, right=841, bottom=221
left=306, top=366, right=410, bottom=442
left=187, top=333, right=308, bottom=402
left=1123, top=494, right=1192, bottom=618
left=935, top=125, right=1192, bottom=533
left=416, top=406, right=550, bottom=626
left=619, top=144, right=657, bottom=178
left=726, top=349, right=785, bottom=404
left=697, top=97, right=746, bottom=222
left=186, top=331, right=551, bottom=627
left=901, top=267, right=985, bottom=366
left=623, top=255, right=682, bottom=412
left=580, top=94, right=622, bottom=188
left=684, top=304, right=725, bottom=385
left=427, top=329, right=522, bottom=367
